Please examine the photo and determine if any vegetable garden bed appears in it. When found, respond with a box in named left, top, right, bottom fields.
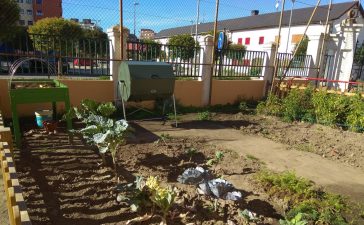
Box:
left=14, top=122, right=281, bottom=225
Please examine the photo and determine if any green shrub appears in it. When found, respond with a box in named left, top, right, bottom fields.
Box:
left=312, top=91, right=351, bottom=126
left=197, top=111, right=211, bottom=121
left=282, top=88, right=314, bottom=122
left=346, top=94, right=364, bottom=132
left=256, top=94, right=283, bottom=116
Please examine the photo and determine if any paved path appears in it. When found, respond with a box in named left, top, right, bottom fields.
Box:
left=137, top=120, right=364, bottom=202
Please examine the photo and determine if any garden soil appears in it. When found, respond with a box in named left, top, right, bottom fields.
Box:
left=14, top=123, right=281, bottom=225
left=12, top=114, right=364, bottom=225
left=140, top=116, right=364, bottom=202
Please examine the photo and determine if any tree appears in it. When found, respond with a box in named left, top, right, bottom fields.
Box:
left=80, top=28, right=108, bottom=57
left=168, top=34, right=198, bottom=60
left=226, top=43, right=246, bottom=60
left=28, top=18, right=83, bottom=53
left=139, top=39, right=162, bottom=60
left=292, top=35, right=309, bottom=56
left=0, top=0, right=20, bottom=41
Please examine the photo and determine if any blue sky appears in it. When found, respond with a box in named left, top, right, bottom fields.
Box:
left=62, top=0, right=353, bottom=34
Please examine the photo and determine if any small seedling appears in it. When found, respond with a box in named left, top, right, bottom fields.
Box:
left=206, top=151, right=224, bottom=168
left=185, top=147, right=198, bottom=161
left=156, top=133, right=172, bottom=145
left=239, top=101, right=249, bottom=112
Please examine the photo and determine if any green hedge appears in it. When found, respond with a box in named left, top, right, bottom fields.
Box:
left=257, top=89, right=364, bottom=132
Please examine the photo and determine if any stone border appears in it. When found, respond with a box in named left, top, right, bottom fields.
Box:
left=0, top=112, right=32, bottom=225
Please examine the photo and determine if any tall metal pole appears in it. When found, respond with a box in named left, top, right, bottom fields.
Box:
left=119, top=0, right=123, bottom=60
left=316, top=0, right=332, bottom=78
left=133, top=1, right=139, bottom=36
left=195, top=0, right=201, bottom=45
left=285, top=0, right=295, bottom=53
left=208, top=0, right=219, bottom=105
left=270, top=0, right=286, bottom=93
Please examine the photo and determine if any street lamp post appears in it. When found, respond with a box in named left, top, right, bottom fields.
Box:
left=133, top=0, right=139, bottom=36
left=195, top=0, right=201, bottom=45
left=286, top=0, right=295, bottom=53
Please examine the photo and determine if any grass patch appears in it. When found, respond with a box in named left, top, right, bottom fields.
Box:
left=246, top=154, right=259, bottom=161
left=255, top=170, right=352, bottom=225
left=295, top=143, right=315, bottom=153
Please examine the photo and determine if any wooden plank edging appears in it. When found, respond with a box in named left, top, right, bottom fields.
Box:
left=0, top=111, right=32, bottom=225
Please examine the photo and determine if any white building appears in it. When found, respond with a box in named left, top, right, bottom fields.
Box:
left=155, top=1, right=364, bottom=88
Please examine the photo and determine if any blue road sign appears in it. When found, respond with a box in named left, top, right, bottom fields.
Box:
left=217, top=32, right=225, bottom=50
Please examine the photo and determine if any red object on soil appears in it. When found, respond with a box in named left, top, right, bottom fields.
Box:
left=42, top=121, right=58, bottom=133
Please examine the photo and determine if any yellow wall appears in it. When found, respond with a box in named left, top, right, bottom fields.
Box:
left=174, top=80, right=203, bottom=107
left=212, top=80, right=266, bottom=105
left=0, top=79, right=266, bottom=118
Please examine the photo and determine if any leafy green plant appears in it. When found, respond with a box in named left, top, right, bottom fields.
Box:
left=206, top=151, right=224, bottom=169
left=239, top=209, right=260, bottom=222
left=97, top=102, right=116, bottom=117
left=197, top=111, right=212, bottom=121
left=238, top=101, right=249, bottom=112
left=279, top=213, right=308, bottom=225
left=185, top=147, right=198, bottom=161
left=146, top=176, right=176, bottom=224
left=312, top=91, right=351, bottom=126
left=346, top=94, right=364, bottom=132
left=282, top=88, right=314, bottom=122
left=156, top=133, right=172, bottom=145
left=69, top=100, right=132, bottom=169
left=255, top=170, right=349, bottom=225
left=117, top=176, right=177, bottom=224
left=256, top=94, right=283, bottom=116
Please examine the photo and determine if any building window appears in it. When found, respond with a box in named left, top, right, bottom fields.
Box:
left=20, top=9, right=24, bottom=14
left=26, top=0, right=32, bottom=3
left=28, top=20, right=33, bottom=25
left=292, top=34, right=304, bottom=44
left=245, top=37, right=250, bottom=45
left=36, top=10, right=43, bottom=16
left=36, top=0, right=42, bottom=4
left=19, top=20, right=25, bottom=25
left=237, top=38, right=242, bottom=45
left=17, top=0, right=24, bottom=3
left=27, top=10, right=32, bottom=15
left=259, top=36, right=264, bottom=45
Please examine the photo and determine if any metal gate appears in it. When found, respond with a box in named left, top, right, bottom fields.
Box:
left=213, top=49, right=268, bottom=79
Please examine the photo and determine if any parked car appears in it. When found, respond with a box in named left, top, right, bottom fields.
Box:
left=73, top=58, right=96, bottom=66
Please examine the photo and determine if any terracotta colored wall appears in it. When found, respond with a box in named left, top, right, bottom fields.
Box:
left=174, top=80, right=203, bottom=107
left=211, top=80, right=266, bottom=105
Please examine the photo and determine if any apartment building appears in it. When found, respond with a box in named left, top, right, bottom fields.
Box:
left=16, top=0, right=62, bottom=26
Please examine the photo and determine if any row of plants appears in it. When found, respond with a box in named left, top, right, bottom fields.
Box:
left=257, top=88, right=364, bottom=132
left=66, top=99, right=132, bottom=171
left=255, top=170, right=361, bottom=225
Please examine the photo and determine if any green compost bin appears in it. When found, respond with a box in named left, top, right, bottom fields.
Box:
left=118, top=61, right=175, bottom=102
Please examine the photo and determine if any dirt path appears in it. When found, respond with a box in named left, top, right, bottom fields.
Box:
left=137, top=120, right=364, bottom=202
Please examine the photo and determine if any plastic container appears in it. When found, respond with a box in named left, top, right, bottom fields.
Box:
left=35, top=110, right=53, bottom=128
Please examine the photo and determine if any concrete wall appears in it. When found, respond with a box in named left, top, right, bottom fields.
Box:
left=0, top=79, right=265, bottom=119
